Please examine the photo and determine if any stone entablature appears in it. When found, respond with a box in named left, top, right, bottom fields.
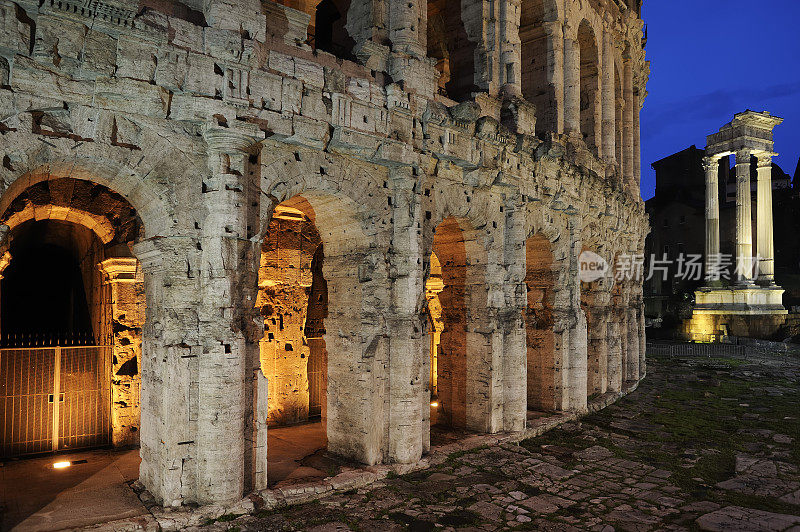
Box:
left=0, top=0, right=649, bottom=508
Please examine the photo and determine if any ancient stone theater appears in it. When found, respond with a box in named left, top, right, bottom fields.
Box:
left=0, top=0, right=648, bottom=507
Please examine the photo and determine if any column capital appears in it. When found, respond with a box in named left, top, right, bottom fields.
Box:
left=202, top=126, right=258, bottom=155
left=755, top=152, right=775, bottom=168
left=99, top=257, right=139, bottom=284
left=131, top=239, right=165, bottom=271
left=702, top=155, right=721, bottom=172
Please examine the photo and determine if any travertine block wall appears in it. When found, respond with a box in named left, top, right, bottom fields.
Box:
left=0, top=0, right=648, bottom=507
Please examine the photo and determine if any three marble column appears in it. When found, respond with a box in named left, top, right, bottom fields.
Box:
left=702, top=151, right=776, bottom=286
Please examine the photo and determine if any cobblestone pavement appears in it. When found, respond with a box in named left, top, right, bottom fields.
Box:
left=196, top=349, right=800, bottom=531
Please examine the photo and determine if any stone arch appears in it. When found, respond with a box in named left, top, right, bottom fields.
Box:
left=577, top=19, right=601, bottom=156
left=257, top=174, right=388, bottom=472
left=523, top=202, right=572, bottom=411
left=420, top=174, right=519, bottom=436
left=0, top=174, right=147, bottom=452
left=257, top=142, right=388, bottom=243
left=520, top=0, right=559, bottom=135
left=0, top=143, right=173, bottom=240
left=3, top=202, right=117, bottom=244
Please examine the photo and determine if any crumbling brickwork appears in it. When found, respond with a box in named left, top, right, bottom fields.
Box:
left=0, top=0, right=649, bottom=507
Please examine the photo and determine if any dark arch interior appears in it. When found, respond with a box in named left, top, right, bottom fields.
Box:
left=427, top=0, right=476, bottom=100
left=1, top=220, right=98, bottom=346
left=309, top=0, right=355, bottom=58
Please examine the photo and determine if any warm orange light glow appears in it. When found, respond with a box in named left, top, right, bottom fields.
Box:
left=53, top=461, right=71, bottom=469
left=274, top=205, right=306, bottom=220
left=430, top=401, right=439, bottom=408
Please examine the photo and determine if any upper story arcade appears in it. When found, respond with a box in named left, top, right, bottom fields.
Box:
left=113, top=0, right=648, bottom=194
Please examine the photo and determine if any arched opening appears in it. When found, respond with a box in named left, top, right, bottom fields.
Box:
left=427, top=0, right=476, bottom=100
left=312, top=0, right=354, bottom=56
left=520, top=0, right=556, bottom=136
left=258, top=191, right=377, bottom=487
left=427, top=217, right=489, bottom=442
left=258, top=200, right=330, bottom=487
left=524, top=234, right=556, bottom=413
left=0, top=178, right=144, bottom=458
left=1, top=222, right=95, bottom=343
left=578, top=20, right=600, bottom=156
left=268, top=0, right=355, bottom=58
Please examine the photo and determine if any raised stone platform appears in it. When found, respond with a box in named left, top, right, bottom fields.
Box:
left=693, top=286, right=787, bottom=315
left=685, top=287, right=788, bottom=341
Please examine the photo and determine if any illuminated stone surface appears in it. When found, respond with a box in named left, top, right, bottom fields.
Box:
left=689, top=111, right=787, bottom=340
left=0, top=0, right=648, bottom=507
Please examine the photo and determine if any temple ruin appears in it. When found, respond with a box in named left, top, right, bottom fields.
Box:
left=687, top=110, right=788, bottom=339
left=0, top=0, right=649, bottom=507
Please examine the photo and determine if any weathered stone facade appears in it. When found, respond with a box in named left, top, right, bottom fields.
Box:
left=0, top=0, right=648, bottom=507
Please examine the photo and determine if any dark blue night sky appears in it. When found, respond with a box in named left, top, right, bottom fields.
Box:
left=639, top=0, right=800, bottom=200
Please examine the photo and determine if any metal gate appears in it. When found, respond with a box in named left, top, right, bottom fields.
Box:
left=0, top=346, right=111, bottom=458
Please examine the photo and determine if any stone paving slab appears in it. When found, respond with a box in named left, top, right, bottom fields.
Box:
left=71, top=348, right=800, bottom=531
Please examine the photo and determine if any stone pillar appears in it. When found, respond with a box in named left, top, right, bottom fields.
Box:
left=544, top=21, right=565, bottom=134
left=501, top=195, right=527, bottom=432
left=606, top=305, right=622, bottom=392
left=622, top=55, right=634, bottom=191
left=498, top=0, right=522, bottom=96
left=99, top=257, right=143, bottom=448
left=619, top=303, right=628, bottom=384
left=624, top=283, right=639, bottom=384
left=467, top=219, right=511, bottom=433
left=563, top=35, right=581, bottom=138
left=638, top=303, right=646, bottom=378
left=252, top=369, right=268, bottom=491
left=734, top=149, right=755, bottom=285
left=586, top=288, right=610, bottom=397
left=633, top=90, right=641, bottom=190
left=133, top=237, right=201, bottom=507
left=196, top=127, right=257, bottom=504
left=387, top=167, right=426, bottom=463
left=565, top=215, right=588, bottom=411
left=601, top=30, right=616, bottom=164
left=616, top=93, right=625, bottom=177
left=703, top=155, right=721, bottom=280
left=389, top=0, right=425, bottom=57
left=756, top=153, right=776, bottom=285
